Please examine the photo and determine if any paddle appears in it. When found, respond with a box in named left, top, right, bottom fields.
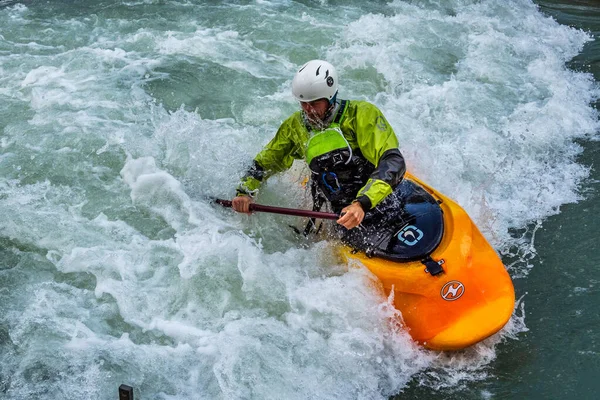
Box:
left=214, top=198, right=340, bottom=220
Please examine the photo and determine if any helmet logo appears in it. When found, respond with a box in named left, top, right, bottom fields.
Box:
left=440, top=281, right=465, bottom=301
left=327, top=77, right=334, bottom=87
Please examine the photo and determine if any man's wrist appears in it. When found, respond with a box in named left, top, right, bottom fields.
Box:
left=353, top=196, right=371, bottom=211
left=236, top=188, right=258, bottom=198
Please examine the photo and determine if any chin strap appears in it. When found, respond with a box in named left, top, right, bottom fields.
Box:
left=305, top=179, right=327, bottom=236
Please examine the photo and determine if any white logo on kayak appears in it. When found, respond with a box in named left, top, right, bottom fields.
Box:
left=441, top=281, right=465, bottom=301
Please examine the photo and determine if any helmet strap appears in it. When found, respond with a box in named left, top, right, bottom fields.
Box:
left=322, top=93, right=340, bottom=126
left=328, top=91, right=338, bottom=107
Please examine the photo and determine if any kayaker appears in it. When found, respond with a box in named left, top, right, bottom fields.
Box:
left=231, top=59, right=406, bottom=250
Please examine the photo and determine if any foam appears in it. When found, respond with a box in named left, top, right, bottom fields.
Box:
left=155, top=27, right=291, bottom=79
left=328, top=0, right=599, bottom=256
left=1, top=0, right=598, bottom=398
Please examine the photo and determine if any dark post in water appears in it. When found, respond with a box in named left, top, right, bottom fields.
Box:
left=119, top=384, right=134, bottom=400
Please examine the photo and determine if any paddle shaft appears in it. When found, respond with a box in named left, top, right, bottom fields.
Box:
left=215, top=199, right=339, bottom=220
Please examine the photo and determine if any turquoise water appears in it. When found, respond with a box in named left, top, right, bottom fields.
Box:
left=0, top=0, right=598, bottom=399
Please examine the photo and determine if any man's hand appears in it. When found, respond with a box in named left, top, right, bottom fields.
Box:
left=232, top=195, right=254, bottom=214
left=337, top=201, right=365, bottom=229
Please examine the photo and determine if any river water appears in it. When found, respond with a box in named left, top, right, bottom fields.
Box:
left=0, top=0, right=598, bottom=399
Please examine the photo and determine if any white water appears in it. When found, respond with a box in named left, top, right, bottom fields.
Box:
left=0, top=0, right=598, bottom=399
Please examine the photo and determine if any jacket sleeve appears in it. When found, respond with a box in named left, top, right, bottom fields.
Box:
left=352, top=103, right=406, bottom=209
left=236, top=115, right=303, bottom=197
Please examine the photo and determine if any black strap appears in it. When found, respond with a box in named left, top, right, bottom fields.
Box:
left=333, top=100, right=348, bottom=124
left=300, top=179, right=327, bottom=236
left=422, top=256, right=444, bottom=276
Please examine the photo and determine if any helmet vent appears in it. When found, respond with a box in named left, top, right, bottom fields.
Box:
left=316, top=65, right=321, bottom=75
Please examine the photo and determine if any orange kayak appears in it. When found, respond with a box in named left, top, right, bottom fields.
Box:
left=341, top=173, right=515, bottom=350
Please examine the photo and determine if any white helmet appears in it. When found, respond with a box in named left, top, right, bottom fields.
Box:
left=292, top=60, right=338, bottom=102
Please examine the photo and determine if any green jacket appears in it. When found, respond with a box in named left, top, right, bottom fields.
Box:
left=237, top=100, right=403, bottom=209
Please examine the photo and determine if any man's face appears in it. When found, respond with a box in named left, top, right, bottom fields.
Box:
left=300, top=98, right=330, bottom=124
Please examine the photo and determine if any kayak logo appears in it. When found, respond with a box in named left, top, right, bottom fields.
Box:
left=397, top=225, right=423, bottom=246
left=440, top=281, right=465, bottom=301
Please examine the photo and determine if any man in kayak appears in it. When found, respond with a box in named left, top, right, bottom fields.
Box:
left=232, top=59, right=406, bottom=250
